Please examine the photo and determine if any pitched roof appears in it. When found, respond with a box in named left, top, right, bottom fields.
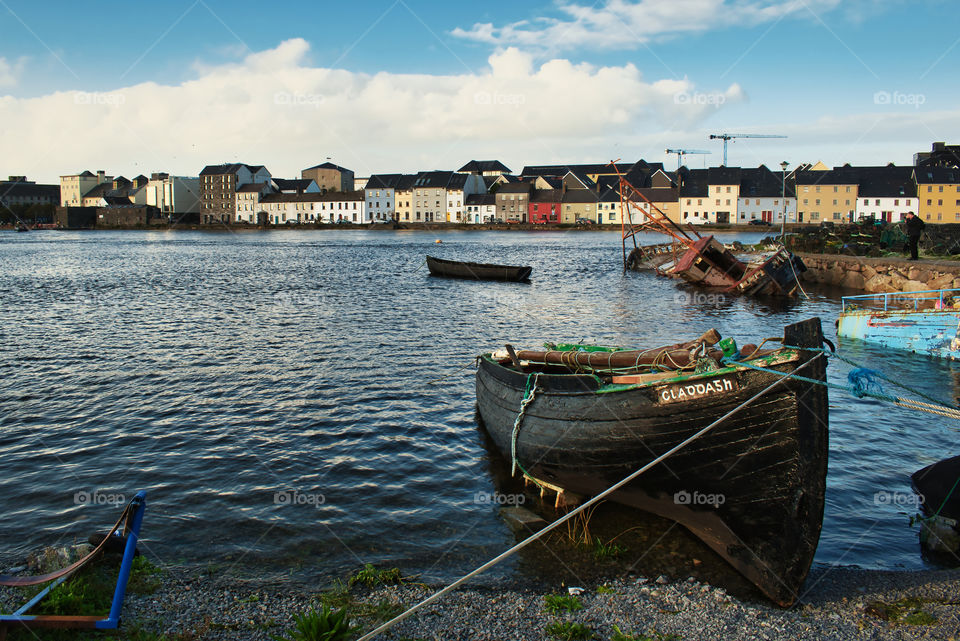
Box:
left=634, top=187, right=679, bottom=202
left=531, top=189, right=563, bottom=203
left=564, top=170, right=596, bottom=189
left=678, top=169, right=709, bottom=198
left=366, top=174, right=408, bottom=189
left=465, top=193, right=496, bottom=206
left=739, top=166, right=793, bottom=198
left=496, top=182, right=534, bottom=194
left=521, top=162, right=633, bottom=178
left=914, top=167, right=960, bottom=184
left=200, top=163, right=266, bottom=176
left=855, top=166, right=916, bottom=197
left=457, top=160, right=511, bottom=174
left=260, top=190, right=364, bottom=204
left=237, top=183, right=269, bottom=192
left=563, top=190, right=600, bottom=203
left=81, top=183, right=112, bottom=199
left=273, top=178, right=315, bottom=192
left=303, top=162, right=351, bottom=172
left=707, top=167, right=742, bottom=184
left=411, top=170, right=455, bottom=189
left=793, top=167, right=860, bottom=186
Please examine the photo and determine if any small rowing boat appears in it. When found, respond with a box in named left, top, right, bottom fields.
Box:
left=475, top=318, right=829, bottom=606
left=426, top=255, right=532, bottom=282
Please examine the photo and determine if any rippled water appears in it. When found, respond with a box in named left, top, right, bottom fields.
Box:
left=1, top=229, right=956, bottom=586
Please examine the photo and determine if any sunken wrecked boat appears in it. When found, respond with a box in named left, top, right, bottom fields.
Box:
left=426, top=255, right=532, bottom=282
left=475, top=318, right=829, bottom=606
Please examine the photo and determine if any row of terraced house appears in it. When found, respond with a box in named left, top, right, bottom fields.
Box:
left=51, top=142, right=960, bottom=227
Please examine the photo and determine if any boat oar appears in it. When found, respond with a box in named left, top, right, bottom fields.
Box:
left=355, top=352, right=824, bottom=641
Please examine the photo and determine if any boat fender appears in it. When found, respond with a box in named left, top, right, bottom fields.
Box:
left=719, top=337, right=740, bottom=360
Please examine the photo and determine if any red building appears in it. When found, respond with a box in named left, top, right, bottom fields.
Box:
left=529, top=189, right=563, bottom=223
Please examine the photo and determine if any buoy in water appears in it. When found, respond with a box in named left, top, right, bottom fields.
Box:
left=435, top=239, right=442, bottom=243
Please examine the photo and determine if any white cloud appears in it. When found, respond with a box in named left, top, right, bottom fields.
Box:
left=0, top=56, right=27, bottom=88
left=0, top=39, right=747, bottom=181
left=451, top=0, right=843, bottom=51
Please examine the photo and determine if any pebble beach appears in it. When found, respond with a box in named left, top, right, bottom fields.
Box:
left=5, top=565, right=958, bottom=640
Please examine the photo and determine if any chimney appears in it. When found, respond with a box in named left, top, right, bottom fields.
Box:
left=97, top=170, right=106, bottom=183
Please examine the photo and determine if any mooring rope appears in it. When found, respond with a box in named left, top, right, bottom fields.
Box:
left=724, top=356, right=960, bottom=421
left=511, top=373, right=540, bottom=477
left=354, top=353, right=824, bottom=641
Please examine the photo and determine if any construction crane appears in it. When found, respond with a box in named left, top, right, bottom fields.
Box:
left=665, top=148, right=710, bottom=170
left=709, top=133, right=787, bottom=166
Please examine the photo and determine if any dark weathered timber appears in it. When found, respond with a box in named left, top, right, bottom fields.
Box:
left=426, top=255, right=532, bottom=282
left=475, top=318, right=829, bottom=607
left=912, top=454, right=960, bottom=520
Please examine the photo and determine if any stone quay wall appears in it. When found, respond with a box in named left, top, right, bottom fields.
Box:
left=797, top=253, right=960, bottom=293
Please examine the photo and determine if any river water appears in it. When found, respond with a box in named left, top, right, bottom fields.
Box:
left=1, top=229, right=956, bottom=589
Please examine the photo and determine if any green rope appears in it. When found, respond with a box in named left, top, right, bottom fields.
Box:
left=511, top=373, right=542, bottom=487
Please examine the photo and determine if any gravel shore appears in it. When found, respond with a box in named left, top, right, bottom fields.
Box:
left=5, top=565, right=957, bottom=640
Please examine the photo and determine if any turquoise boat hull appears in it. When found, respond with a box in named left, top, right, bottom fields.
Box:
left=837, top=308, right=960, bottom=359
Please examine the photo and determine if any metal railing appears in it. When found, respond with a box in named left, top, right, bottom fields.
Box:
left=841, top=288, right=960, bottom=312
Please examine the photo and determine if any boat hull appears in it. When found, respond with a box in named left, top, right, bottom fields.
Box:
left=475, top=319, right=828, bottom=606
left=837, top=309, right=960, bottom=359
left=426, top=256, right=531, bottom=282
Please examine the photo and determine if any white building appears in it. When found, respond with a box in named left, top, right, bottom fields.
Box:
left=235, top=182, right=273, bottom=223
left=464, top=193, right=496, bottom=223
left=145, top=173, right=201, bottom=215
left=60, top=170, right=110, bottom=206
left=258, top=191, right=366, bottom=224
left=854, top=166, right=917, bottom=223
left=365, top=174, right=405, bottom=222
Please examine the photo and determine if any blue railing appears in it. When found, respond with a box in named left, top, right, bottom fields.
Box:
left=841, top=288, right=960, bottom=312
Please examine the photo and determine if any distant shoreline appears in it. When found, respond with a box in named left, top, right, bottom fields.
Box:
left=10, top=222, right=793, bottom=233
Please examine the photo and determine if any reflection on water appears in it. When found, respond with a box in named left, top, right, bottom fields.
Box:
left=0, top=229, right=956, bottom=588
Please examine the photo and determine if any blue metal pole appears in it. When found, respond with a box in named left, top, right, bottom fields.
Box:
left=97, top=491, right=146, bottom=629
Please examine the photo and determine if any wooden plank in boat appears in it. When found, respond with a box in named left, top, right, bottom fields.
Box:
left=655, top=375, right=739, bottom=404
left=610, top=371, right=681, bottom=384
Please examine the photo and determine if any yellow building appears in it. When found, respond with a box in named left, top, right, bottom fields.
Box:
left=914, top=167, right=960, bottom=223
left=563, top=190, right=598, bottom=224
left=794, top=167, right=858, bottom=223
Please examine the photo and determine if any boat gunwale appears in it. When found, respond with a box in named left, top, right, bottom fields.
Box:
left=477, top=349, right=801, bottom=395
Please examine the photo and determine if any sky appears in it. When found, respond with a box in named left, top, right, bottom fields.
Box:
left=1, top=0, right=958, bottom=183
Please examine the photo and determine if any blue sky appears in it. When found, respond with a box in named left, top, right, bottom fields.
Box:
left=1, top=0, right=958, bottom=182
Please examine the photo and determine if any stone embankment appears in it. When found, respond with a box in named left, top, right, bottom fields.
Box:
left=798, top=253, right=960, bottom=293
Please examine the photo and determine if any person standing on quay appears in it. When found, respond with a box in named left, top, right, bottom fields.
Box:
left=904, top=212, right=925, bottom=261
